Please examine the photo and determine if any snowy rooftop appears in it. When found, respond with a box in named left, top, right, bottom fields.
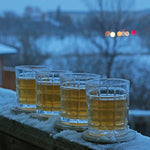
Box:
left=0, top=44, right=17, bottom=55
left=0, top=87, right=150, bottom=150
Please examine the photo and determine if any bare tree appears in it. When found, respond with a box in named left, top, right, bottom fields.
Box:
left=0, top=9, right=51, bottom=66
left=80, top=0, right=136, bottom=77
left=138, top=12, right=150, bottom=51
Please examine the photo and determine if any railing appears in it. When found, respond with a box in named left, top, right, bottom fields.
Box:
left=129, top=110, right=150, bottom=137
left=1, top=67, right=16, bottom=91
left=0, top=67, right=150, bottom=137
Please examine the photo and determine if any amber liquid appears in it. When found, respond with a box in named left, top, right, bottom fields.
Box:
left=87, top=95, right=128, bottom=130
left=16, top=78, right=36, bottom=105
left=36, top=83, right=60, bottom=112
left=61, top=87, right=87, bottom=120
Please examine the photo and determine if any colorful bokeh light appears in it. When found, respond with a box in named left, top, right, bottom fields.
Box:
left=117, top=31, right=122, bottom=37
left=105, top=30, right=136, bottom=37
left=131, top=30, right=136, bottom=35
left=125, top=31, right=130, bottom=36
left=105, top=31, right=110, bottom=36
left=110, top=32, right=116, bottom=37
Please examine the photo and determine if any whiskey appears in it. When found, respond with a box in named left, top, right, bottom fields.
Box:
left=16, top=77, right=36, bottom=105
left=61, top=87, right=87, bottom=120
left=36, top=82, right=60, bottom=112
left=87, top=94, right=128, bottom=130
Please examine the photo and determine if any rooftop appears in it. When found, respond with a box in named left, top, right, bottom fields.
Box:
left=0, top=44, right=18, bottom=56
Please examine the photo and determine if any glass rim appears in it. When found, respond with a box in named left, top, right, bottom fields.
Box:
left=15, top=65, right=50, bottom=71
left=36, top=70, right=72, bottom=74
left=86, top=78, right=130, bottom=86
left=60, top=73, right=100, bottom=79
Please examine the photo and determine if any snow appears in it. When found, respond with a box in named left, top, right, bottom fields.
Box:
left=0, top=88, right=58, bottom=134
left=36, top=35, right=98, bottom=55
left=129, top=110, right=150, bottom=116
left=36, top=35, right=145, bottom=55
left=54, top=130, right=150, bottom=150
left=0, top=87, right=150, bottom=150
left=3, top=66, right=15, bottom=72
left=49, top=18, right=60, bottom=27
left=0, top=44, right=17, bottom=55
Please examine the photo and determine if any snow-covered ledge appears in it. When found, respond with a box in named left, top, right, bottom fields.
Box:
left=0, top=88, right=150, bottom=150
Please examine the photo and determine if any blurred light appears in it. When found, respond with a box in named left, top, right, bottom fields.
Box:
left=110, top=32, right=116, bottom=37
left=125, top=31, right=130, bottom=36
left=122, top=31, right=125, bottom=36
left=131, top=30, right=136, bottom=35
left=117, top=31, right=122, bottom=37
left=105, top=31, right=110, bottom=36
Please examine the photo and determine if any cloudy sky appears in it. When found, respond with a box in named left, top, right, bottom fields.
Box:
left=0, top=0, right=149, bottom=14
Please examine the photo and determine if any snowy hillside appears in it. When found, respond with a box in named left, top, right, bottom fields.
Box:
left=36, top=35, right=147, bottom=55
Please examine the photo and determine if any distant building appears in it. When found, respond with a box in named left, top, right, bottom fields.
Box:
left=0, top=44, right=17, bottom=86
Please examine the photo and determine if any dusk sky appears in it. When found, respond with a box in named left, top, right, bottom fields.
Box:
left=0, top=0, right=150, bottom=14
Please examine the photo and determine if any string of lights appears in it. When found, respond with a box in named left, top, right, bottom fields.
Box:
left=105, top=30, right=136, bottom=37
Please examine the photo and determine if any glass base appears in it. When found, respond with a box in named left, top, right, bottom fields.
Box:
left=82, top=128, right=136, bottom=143
left=18, top=103, right=36, bottom=111
left=61, top=117, right=88, bottom=125
left=36, top=109, right=59, bottom=116
left=11, top=106, right=36, bottom=114
left=55, top=120, right=88, bottom=132
left=88, top=128, right=128, bottom=137
left=30, top=113, right=49, bottom=121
